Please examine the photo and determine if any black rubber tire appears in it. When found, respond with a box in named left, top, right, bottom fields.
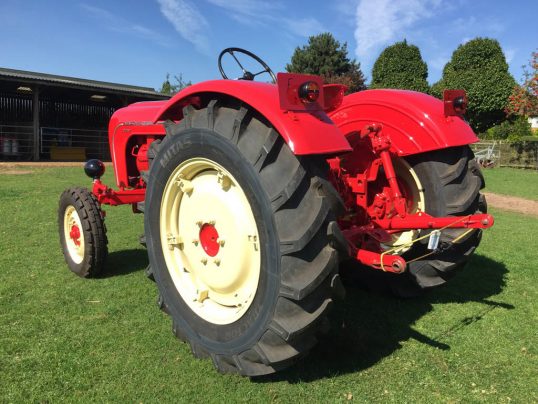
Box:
left=342, top=146, right=486, bottom=298
left=58, top=187, right=108, bottom=278
left=144, top=101, right=345, bottom=376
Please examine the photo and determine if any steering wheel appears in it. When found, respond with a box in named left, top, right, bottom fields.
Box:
left=218, top=47, right=277, bottom=83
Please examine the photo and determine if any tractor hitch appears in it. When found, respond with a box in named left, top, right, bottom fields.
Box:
left=350, top=212, right=493, bottom=274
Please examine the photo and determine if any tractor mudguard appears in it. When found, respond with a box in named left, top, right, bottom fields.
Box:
left=152, top=80, right=352, bottom=155
left=328, top=89, right=478, bottom=156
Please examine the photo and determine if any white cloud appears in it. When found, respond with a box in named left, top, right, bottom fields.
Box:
left=483, top=18, right=504, bottom=35
left=157, top=0, right=210, bottom=54
left=450, top=15, right=504, bottom=38
left=205, top=0, right=281, bottom=18
left=449, top=16, right=478, bottom=34
left=354, top=0, right=442, bottom=60
left=205, top=0, right=326, bottom=38
left=80, top=4, right=168, bottom=46
left=333, top=0, right=360, bottom=19
left=154, top=0, right=326, bottom=54
left=430, top=55, right=449, bottom=71
left=282, top=17, right=326, bottom=38
left=505, top=48, right=516, bottom=64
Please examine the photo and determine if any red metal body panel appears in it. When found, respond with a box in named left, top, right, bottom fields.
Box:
left=153, top=80, right=352, bottom=155
left=108, top=101, right=167, bottom=188
left=328, top=89, right=479, bottom=156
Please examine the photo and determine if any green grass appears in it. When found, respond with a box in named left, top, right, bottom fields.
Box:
left=1, top=167, right=537, bottom=402
left=483, top=167, right=538, bottom=201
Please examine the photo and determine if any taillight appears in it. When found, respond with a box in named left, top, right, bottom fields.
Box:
left=277, top=73, right=324, bottom=111
left=453, top=96, right=466, bottom=111
left=443, top=89, right=468, bottom=117
left=298, top=81, right=320, bottom=103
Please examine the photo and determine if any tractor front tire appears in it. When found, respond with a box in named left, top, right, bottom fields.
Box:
left=144, top=102, right=344, bottom=376
left=58, top=187, right=108, bottom=277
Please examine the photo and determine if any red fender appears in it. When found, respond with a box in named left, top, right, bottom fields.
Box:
left=328, top=89, right=478, bottom=156
left=153, top=80, right=352, bottom=155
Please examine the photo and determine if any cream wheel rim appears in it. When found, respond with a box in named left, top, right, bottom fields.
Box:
left=160, top=157, right=261, bottom=325
left=380, top=159, right=425, bottom=254
left=64, top=206, right=85, bottom=264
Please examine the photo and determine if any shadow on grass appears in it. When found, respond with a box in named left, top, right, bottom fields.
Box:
left=99, top=248, right=148, bottom=278
left=258, top=254, right=511, bottom=383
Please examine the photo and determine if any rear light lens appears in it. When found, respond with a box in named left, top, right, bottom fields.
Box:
left=443, top=89, right=467, bottom=117
left=298, top=81, right=320, bottom=103
left=453, top=96, right=466, bottom=111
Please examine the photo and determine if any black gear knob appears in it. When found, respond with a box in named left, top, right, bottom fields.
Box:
left=84, top=159, right=105, bottom=180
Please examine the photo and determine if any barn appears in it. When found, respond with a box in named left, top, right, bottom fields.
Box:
left=0, top=67, right=168, bottom=161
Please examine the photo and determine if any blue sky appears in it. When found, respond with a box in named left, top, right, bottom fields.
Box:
left=0, top=0, right=536, bottom=91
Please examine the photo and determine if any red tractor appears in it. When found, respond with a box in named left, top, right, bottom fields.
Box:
left=58, top=48, right=493, bottom=376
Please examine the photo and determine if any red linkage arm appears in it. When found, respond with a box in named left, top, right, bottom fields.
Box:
left=92, top=180, right=145, bottom=206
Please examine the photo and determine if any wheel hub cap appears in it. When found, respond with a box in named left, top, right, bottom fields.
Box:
left=199, top=223, right=220, bottom=257
left=63, top=206, right=85, bottom=264
left=160, top=158, right=261, bottom=325
left=69, top=225, right=81, bottom=246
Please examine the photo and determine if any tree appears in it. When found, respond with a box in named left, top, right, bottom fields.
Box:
left=505, top=50, right=538, bottom=118
left=431, top=38, right=516, bottom=133
left=159, top=73, right=191, bottom=95
left=286, top=32, right=366, bottom=93
left=483, top=116, right=532, bottom=142
left=370, top=40, right=429, bottom=93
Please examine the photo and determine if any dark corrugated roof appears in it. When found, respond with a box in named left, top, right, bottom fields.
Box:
left=0, top=67, right=168, bottom=99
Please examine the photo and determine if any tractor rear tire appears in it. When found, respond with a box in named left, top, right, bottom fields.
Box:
left=58, top=187, right=108, bottom=278
left=144, top=102, right=344, bottom=376
left=344, top=146, right=486, bottom=298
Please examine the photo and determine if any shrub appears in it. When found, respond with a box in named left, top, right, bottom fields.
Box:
left=370, top=40, right=429, bottom=93
left=432, top=38, right=516, bottom=132
left=483, top=116, right=533, bottom=142
left=286, top=32, right=367, bottom=93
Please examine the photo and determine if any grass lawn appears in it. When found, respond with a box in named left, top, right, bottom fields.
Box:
left=1, top=166, right=537, bottom=402
left=483, top=167, right=538, bottom=201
